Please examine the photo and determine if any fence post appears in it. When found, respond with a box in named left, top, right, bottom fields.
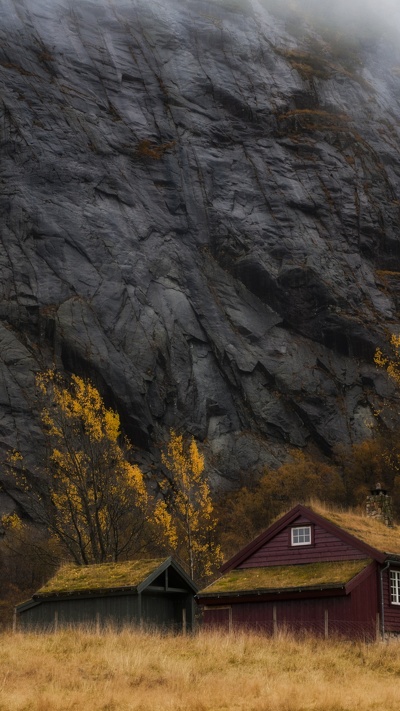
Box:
left=138, top=592, right=143, bottom=629
left=96, top=612, right=101, bottom=635
left=273, top=605, right=277, bottom=637
left=324, top=610, right=328, bottom=640
left=228, top=606, right=233, bottom=633
left=182, top=607, right=187, bottom=635
left=54, top=611, right=58, bottom=633
left=376, top=613, right=380, bottom=642
left=12, top=609, right=17, bottom=634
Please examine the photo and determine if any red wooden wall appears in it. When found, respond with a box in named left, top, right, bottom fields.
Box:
left=382, top=566, right=400, bottom=633
left=202, top=565, right=379, bottom=641
left=239, top=516, right=367, bottom=568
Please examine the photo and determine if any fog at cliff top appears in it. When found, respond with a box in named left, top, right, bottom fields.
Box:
left=3, top=0, right=400, bottom=29
left=254, top=0, right=400, bottom=43
left=2, top=0, right=400, bottom=43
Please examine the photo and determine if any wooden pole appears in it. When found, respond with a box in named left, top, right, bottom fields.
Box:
left=182, top=607, right=187, bottom=635
left=273, top=605, right=277, bottom=637
left=54, top=611, right=58, bottom=633
left=376, top=612, right=380, bottom=642
left=324, top=610, right=328, bottom=640
left=228, top=606, right=233, bottom=634
left=138, top=592, right=143, bottom=629
left=96, top=612, right=100, bottom=635
left=12, top=609, right=17, bottom=634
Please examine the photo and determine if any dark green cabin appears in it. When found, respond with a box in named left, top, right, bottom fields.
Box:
left=16, top=557, right=197, bottom=632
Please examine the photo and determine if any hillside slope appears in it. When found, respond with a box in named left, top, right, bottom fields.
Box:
left=1, top=0, right=400, bottom=500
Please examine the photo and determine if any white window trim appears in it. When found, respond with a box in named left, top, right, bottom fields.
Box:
left=291, top=525, right=312, bottom=547
left=390, top=570, right=400, bottom=605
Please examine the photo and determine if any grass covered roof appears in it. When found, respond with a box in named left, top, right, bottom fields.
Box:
left=199, top=559, right=370, bottom=596
left=36, top=559, right=166, bottom=597
left=309, top=502, right=400, bottom=556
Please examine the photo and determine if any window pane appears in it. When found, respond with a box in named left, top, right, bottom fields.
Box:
left=291, top=526, right=311, bottom=546
left=391, top=570, right=400, bottom=604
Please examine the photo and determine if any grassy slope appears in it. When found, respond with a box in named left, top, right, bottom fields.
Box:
left=1, top=629, right=400, bottom=711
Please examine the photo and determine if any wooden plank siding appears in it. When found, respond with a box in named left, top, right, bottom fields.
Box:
left=202, top=570, right=378, bottom=640
left=202, top=607, right=232, bottom=632
left=141, top=594, right=188, bottom=630
left=18, top=593, right=140, bottom=631
left=383, top=567, right=400, bottom=633
left=18, top=591, right=193, bottom=632
left=345, top=564, right=378, bottom=639
left=240, top=519, right=368, bottom=569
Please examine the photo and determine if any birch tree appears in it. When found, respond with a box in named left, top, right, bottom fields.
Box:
left=155, top=431, right=222, bottom=581
left=5, top=370, right=148, bottom=565
left=375, top=334, right=400, bottom=386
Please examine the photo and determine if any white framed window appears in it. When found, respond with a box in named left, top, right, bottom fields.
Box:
left=390, top=570, right=400, bottom=605
left=291, top=525, right=312, bottom=546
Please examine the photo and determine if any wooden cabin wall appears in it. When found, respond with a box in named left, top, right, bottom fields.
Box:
left=382, top=567, right=400, bottom=634
left=240, top=517, right=368, bottom=568
left=18, top=592, right=194, bottom=632
left=202, top=572, right=378, bottom=641
left=17, top=594, right=140, bottom=630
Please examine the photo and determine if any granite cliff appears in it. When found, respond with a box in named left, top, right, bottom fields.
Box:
left=1, top=0, right=400, bottom=507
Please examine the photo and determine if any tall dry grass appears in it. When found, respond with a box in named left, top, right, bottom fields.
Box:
left=0, top=628, right=399, bottom=711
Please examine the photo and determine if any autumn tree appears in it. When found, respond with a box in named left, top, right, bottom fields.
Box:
left=375, top=334, right=400, bottom=386
left=218, top=450, right=345, bottom=557
left=334, top=437, right=387, bottom=503
left=0, top=517, right=57, bottom=627
left=339, top=337, right=400, bottom=517
left=155, top=431, right=222, bottom=582
left=5, top=370, right=148, bottom=565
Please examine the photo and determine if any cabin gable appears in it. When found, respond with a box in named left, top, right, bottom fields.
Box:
left=221, top=505, right=384, bottom=573
left=239, top=514, right=368, bottom=569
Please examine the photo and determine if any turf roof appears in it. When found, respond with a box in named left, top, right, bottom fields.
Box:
left=199, top=559, right=370, bottom=596
left=309, top=503, right=400, bottom=556
left=36, top=558, right=166, bottom=597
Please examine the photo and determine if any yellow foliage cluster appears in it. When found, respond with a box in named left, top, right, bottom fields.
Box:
left=36, top=371, right=121, bottom=443
left=3, top=373, right=222, bottom=584
left=1, top=512, right=23, bottom=532
left=6, top=370, right=148, bottom=565
left=374, top=334, right=400, bottom=386
left=156, top=431, right=222, bottom=580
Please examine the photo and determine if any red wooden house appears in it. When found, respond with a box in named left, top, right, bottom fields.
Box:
left=197, top=503, right=400, bottom=640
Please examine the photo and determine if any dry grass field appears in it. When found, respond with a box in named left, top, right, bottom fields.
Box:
left=0, top=628, right=400, bottom=711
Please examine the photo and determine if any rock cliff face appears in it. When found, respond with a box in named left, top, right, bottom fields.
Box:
left=1, top=0, right=400, bottom=499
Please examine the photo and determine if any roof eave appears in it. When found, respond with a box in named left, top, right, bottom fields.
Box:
left=15, top=598, right=43, bottom=613
left=33, top=584, right=140, bottom=600
left=384, top=553, right=400, bottom=562
left=197, top=582, right=347, bottom=599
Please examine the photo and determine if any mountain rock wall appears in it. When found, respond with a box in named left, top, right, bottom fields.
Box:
left=1, top=0, right=400, bottom=498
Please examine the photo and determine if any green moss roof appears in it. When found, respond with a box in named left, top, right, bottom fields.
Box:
left=36, top=559, right=166, bottom=597
left=199, top=560, right=370, bottom=596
